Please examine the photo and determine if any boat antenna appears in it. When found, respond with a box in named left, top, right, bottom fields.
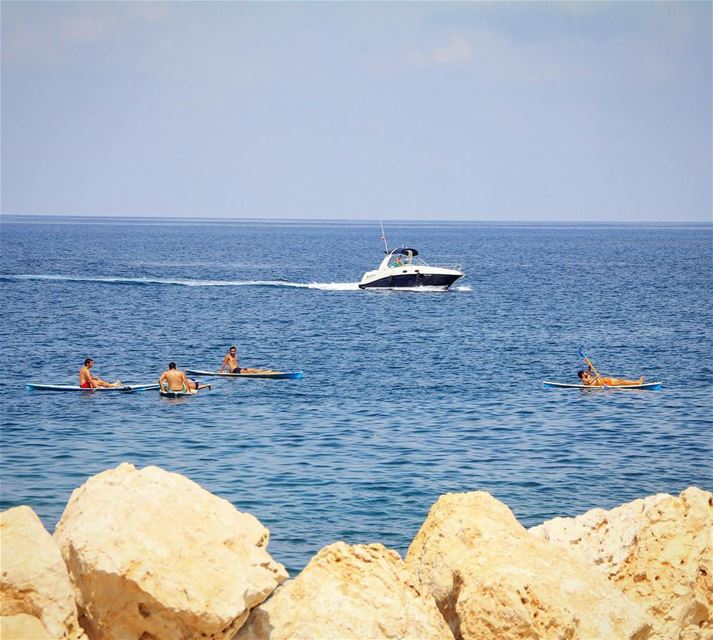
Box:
left=379, top=220, right=389, bottom=254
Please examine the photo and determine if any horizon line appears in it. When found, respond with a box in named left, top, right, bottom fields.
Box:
left=1, top=213, right=711, bottom=227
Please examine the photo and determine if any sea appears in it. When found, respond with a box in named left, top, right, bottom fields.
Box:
left=1, top=216, right=711, bottom=574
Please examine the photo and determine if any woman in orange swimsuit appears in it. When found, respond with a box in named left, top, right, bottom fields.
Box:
left=578, top=366, right=644, bottom=387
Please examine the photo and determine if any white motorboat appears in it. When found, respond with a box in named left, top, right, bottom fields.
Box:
left=358, top=225, right=464, bottom=290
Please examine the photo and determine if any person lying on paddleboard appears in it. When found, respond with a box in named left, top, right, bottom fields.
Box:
left=219, top=346, right=260, bottom=374
left=159, top=362, right=205, bottom=394
left=80, top=358, right=122, bottom=389
left=578, top=365, right=644, bottom=387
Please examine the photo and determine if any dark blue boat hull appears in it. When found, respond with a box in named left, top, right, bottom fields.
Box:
left=359, top=273, right=462, bottom=289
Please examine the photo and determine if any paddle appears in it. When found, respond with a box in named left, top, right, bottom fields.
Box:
left=578, top=347, right=607, bottom=387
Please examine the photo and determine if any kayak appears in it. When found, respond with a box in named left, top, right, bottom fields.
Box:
left=26, top=383, right=159, bottom=393
left=543, top=381, right=663, bottom=390
left=159, top=384, right=212, bottom=398
left=186, top=369, right=303, bottom=380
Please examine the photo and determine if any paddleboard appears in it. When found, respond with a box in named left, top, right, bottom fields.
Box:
left=159, top=384, right=211, bottom=398
left=26, top=383, right=159, bottom=393
left=543, top=381, right=663, bottom=390
left=186, top=369, right=303, bottom=380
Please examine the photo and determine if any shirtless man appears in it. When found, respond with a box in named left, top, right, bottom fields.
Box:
left=219, top=346, right=260, bottom=374
left=159, top=362, right=198, bottom=393
left=578, top=365, right=644, bottom=387
left=79, top=358, right=122, bottom=388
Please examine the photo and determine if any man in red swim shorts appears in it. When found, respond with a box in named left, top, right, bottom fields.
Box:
left=79, top=358, right=122, bottom=388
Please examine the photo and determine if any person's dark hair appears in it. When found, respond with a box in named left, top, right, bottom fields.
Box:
left=84, top=358, right=93, bottom=366
left=169, top=362, right=177, bottom=369
left=230, top=345, right=236, bottom=351
left=577, top=370, right=585, bottom=379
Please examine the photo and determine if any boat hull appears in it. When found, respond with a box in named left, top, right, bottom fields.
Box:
left=358, top=272, right=462, bottom=290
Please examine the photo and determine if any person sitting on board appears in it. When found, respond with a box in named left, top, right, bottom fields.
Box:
left=219, top=346, right=260, bottom=374
left=79, top=358, right=122, bottom=389
left=159, top=362, right=198, bottom=394
left=577, top=365, right=644, bottom=387
left=188, top=377, right=211, bottom=391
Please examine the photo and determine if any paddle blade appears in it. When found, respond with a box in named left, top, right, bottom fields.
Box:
left=578, top=346, right=588, bottom=360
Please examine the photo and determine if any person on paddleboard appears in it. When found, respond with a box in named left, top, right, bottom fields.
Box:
left=219, top=346, right=259, bottom=374
left=79, top=359, right=122, bottom=389
left=578, top=365, right=644, bottom=387
left=159, top=362, right=201, bottom=394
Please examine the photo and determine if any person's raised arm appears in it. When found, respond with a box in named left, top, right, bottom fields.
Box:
left=588, top=363, right=603, bottom=383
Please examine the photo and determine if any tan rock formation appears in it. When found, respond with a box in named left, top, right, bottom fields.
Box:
left=236, top=542, right=453, bottom=640
left=0, top=613, right=53, bottom=639
left=530, top=486, right=713, bottom=640
left=53, top=463, right=287, bottom=640
left=406, top=491, right=653, bottom=640
left=0, top=505, right=85, bottom=639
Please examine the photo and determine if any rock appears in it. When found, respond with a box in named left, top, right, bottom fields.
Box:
left=0, top=613, right=53, bottom=639
left=405, top=491, right=653, bottom=640
left=530, top=486, right=713, bottom=640
left=236, top=542, right=454, bottom=640
left=0, top=505, right=85, bottom=639
left=53, top=463, right=287, bottom=640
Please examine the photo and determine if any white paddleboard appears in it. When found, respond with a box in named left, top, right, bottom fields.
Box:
left=27, top=383, right=159, bottom=393
left=543, top=381, right=662, bottom=390
left=186, top=369, right=303, bottom=379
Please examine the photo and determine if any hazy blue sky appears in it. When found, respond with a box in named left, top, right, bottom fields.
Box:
left=2, top=1, right=711, bottom=221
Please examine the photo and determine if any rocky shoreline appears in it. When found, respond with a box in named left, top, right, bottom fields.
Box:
left=1, top=463, right=711, bottom=640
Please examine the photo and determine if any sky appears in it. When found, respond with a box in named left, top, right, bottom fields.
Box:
left=1, top=1, right=711, bottom=222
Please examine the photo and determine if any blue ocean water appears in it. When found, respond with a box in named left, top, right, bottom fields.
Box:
left=1, top=217, right=711, bottom=573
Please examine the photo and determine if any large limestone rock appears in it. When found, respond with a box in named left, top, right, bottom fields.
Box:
left=53, top=463, right=287, bottom=640
left=236, top=542, right=453, bottom=639
left=1, top=613, right=53, bottom=640
left=530, top=486, right=713, bottom=640
left=406, top=491, right=653, bottom=640
left=0, top=505, right=85, bottom=639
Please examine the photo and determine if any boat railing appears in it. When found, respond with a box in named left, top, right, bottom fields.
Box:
left=388, top=256, right=463, bottom=271
left=420, top=260, right=464, bottom=271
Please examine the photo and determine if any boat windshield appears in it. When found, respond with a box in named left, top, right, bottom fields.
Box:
left=387, top=249, right=426, bottom=268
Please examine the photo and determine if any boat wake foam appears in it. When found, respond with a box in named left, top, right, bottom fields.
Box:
left=2, top=274, right=362, bottom=291
left=3, top=275, right=471, bottom=292
left=306, top=282, right=361, bottom=291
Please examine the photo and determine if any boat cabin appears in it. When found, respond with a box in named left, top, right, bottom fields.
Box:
left=381, top=248, right=423, bottom=270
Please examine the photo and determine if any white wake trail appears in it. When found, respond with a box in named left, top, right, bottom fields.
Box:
left=4, top=274, right=466, bottom=292
left=3, top=274, right=360, bottom=290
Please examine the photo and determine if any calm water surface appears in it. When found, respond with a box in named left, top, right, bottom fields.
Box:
left=1, top=218, right=711, bottom=573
